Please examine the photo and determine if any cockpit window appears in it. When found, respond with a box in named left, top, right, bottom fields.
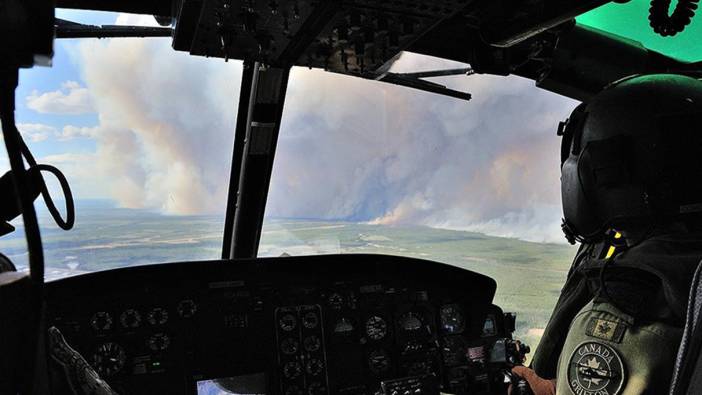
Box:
left=577, top=1, right=702, bottom=62
left=0, top=11, right=238, bottom=280
left=260, top=54, right=578, bottom=347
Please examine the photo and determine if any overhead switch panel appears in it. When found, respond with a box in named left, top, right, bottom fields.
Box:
left=172, top=0, right=471, bottom=75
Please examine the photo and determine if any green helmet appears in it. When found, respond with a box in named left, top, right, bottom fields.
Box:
left=559, top=74, right=702, bottom=244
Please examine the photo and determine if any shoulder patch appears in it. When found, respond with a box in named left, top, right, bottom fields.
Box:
left=568, top=341, right=626, bottom=395
left=586, top=317, right=626, bottom=343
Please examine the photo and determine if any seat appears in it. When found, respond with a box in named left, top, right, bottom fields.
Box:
left=669, top=259, right=702, bottom=394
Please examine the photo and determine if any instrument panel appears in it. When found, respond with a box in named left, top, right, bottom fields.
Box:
left=46, top=254, right=511, bottom=394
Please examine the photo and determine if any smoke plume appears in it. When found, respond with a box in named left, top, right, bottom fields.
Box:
left=70, top=14, right=578, bottom=241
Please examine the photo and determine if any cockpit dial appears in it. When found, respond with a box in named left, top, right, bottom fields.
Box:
left=147, top=307, right=169, bottom=326
left=283, top=361, right=303, bottom=380
left=281, top=337, right=300, bottom=355
left=440, top=304, right=465, bottom=334
left=279, top=313, right=298, bottom=332
left=148, top=333, right=171, bottom=352
left=304, top=335, right=321, bottom=352
left=92, top=342, right=126, bottom=377
left=120, top=309, right=141, bottom=329
left=365, top=315, right=388, bottom=341
left=90, top=311, right=113, bottom=331
left=302, top=311, right=319, bottom=329
left=176, top=299, right=197, bottom=318
left=398, top=311, right=423, bottom=332
left=305, top=358, right=324, bottom=376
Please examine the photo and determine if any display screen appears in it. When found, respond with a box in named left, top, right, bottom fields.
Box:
left=196, top=373, right=266, bottom=395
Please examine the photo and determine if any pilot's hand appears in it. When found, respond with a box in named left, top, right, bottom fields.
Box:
left=509, top=366, right=556, bottom=395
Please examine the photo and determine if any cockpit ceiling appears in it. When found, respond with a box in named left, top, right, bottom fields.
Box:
left=172, top=0, right=473, bottom=74
left=167, top=0, right=607, bottom=76
left=577, top=1, right=702, bottom=63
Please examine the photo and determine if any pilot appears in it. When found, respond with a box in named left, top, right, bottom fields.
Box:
left=511, top=74, right=702, bottom=395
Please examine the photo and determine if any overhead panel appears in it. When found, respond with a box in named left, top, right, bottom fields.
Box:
left=173, top=0, right=471, bottom=74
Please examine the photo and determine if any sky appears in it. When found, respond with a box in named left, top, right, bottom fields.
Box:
left=5, top=10, right=579, bottom=243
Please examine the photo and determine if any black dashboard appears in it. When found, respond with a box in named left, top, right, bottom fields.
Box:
left=46, top=254, right=515, bottom=395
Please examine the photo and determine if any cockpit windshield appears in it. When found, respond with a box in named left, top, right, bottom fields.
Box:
left=0, top=11, right=239, bottom=279
left=260, top=54, right=578, bottom=347
left=1, top=12, right=578, bottom=351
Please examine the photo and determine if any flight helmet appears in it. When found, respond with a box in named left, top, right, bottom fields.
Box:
left=559, top=74, right=702, bottom=244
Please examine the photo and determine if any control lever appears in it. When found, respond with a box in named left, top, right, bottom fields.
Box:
left=488, top=338, right=532, bottom=395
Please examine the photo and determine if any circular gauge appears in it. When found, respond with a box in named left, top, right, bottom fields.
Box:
left=177, top=299, right=197, bottom=318
left=327, top=293, right=344, bottom=310
left=398, top=311, right=423, bottom=332
left=304, top=335, right=321, bottom=352
left=333, top=317, right=354, bottom=334
left=90, top=311, right=113, bottom=331
left=280, top=337, right=299, bottom=355
left=147, top=307, right=169, bottom=326
left=279, top=313, right=297, bottom=332
left=148, top=333, right=170, bottom=352
left=307, top=382, right=327, bottom=395
left=284, top=385, right=303, bottom=395
left=302, top=311, right=319, bottom=329
left=365, top=316, right=388, bottom=341
left=441, top=336, right=467, bottom=366
left=92, top=342, right=126, bottom=377
left=440, top=304, right=465, bottom=334
left=305, top=358, right=324, bottom=376
left=368, top=349, right=391, bottom=375
left=283, top=361, right=303, bottom=380
left=120, top=309, right=141, bottom=329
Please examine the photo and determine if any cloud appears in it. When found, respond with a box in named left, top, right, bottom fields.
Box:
left=26, top=80, right=94, bottom=115
left=66, top=14, right=578, bottom=241
left=16, top=123, right=56, bottom=142
left=74, top=15, right=240, bottom=214
left=58, top=125, right=99, bottom=140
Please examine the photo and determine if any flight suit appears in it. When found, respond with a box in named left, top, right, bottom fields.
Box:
left=555, top=301, right=682, bottom=395
left=531, top=231, right=702, bottom=395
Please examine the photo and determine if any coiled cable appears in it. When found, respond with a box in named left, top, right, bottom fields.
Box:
left=649, top=0, right=699, bottom=37
left=17, top=137, right=75, bottom=230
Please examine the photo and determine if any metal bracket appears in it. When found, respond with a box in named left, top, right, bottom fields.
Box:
left=372, top=67, right=474, bottom=101
left=55, top=19, right=172, bottom=39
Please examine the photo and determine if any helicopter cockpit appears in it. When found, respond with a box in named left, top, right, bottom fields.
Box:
left=2, top=1, right=702, bottom=394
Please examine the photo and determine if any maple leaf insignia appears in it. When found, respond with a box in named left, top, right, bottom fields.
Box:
left=597, top=322, right=612, bottom=334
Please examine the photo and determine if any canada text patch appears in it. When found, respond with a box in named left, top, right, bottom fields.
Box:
left=568, top=341, right=625, bottom=395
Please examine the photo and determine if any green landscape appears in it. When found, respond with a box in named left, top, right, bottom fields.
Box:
left=0, top=205, right=575, bottom=350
